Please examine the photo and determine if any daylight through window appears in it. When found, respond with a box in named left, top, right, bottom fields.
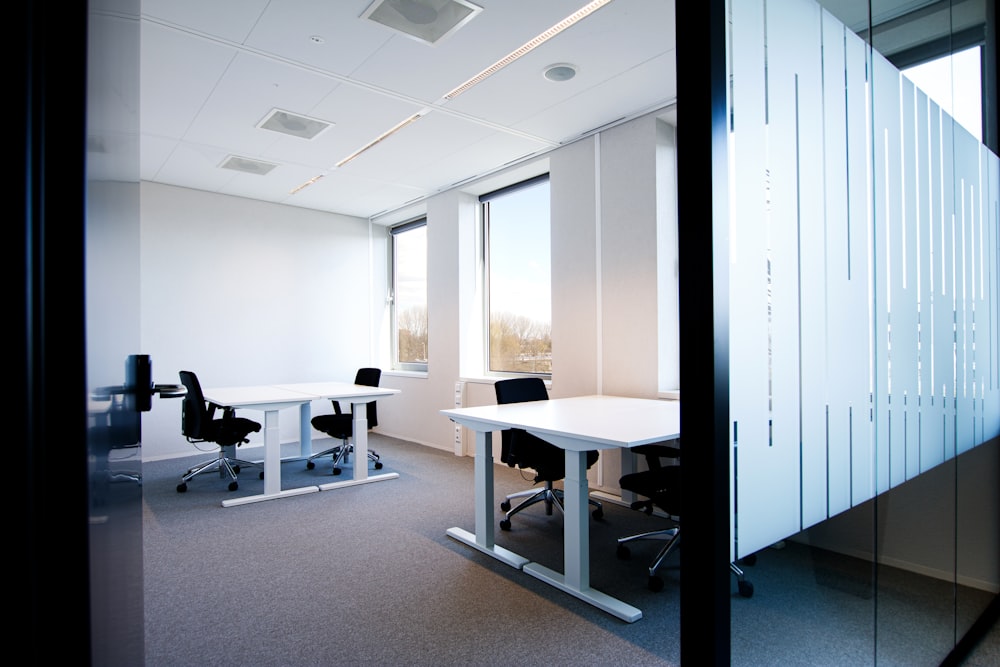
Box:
left=481, top=175, right=551, bottom=375
left=390, top=219, right=427, bottom=371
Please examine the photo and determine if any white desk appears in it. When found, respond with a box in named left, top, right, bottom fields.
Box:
left=274, top=382, right=401, bottom=491
left=206, top=382, right=401, bottom=507
left=203, top=385, right=320, bottom=507
left=441, top=395, right=681, bottom=623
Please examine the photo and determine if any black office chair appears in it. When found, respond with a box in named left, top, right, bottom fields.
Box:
left=306, top=367, right=384, bottom=475
left=494, top=377, right=603, bottom=531
left=616, top=443, right=754, bottom=596
left=176, top=370, right=263, bottom=493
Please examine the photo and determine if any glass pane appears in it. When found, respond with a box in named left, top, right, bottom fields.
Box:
left=903, top=47, right=982, bottom=143
left=393, top=223, right=427, bottom=367
left=485, top=179, right=551, bottom=374
left=728, top=0, right=998, bottom=664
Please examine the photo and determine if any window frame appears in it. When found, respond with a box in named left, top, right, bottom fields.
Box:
left=389, top=218, right=428, bottom=373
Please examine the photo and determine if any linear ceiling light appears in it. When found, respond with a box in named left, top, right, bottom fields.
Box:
left=335, top=0, right=613, bottom=168
left=335, top=111, right=428, bottom=168
left=442, top=0, right=614, bottom=100
left=289, top=174, right=325, bottom=195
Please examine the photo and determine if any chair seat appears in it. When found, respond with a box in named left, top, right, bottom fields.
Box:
left=310, top=413, right=352, bottom=440
left=207, top=417, right=264, bottom=447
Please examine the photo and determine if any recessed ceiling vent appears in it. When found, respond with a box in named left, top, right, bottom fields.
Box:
left=257, top=109, right=332, bottom=140
left=361, top=0, right=483, bottom=45
left=219, top=155, right=278, bottom=176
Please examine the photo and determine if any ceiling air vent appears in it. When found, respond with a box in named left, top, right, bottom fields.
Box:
left=361, top=0, right=482, bottom=45
left=257, top=109, right=332, bottom=140
left=219, top=155, right=278, bottom=176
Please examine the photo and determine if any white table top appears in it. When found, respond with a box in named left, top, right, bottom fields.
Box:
left=273, top=382, right=400, bottom=401
left=441, top=394, right=680, bottom=451
left=203, top=385, right=315, bottom=410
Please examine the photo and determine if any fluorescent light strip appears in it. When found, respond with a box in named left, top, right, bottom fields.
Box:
left=335, top=111, right=427, bottom=168
left=289, top=174, right=324, bottom=194
left=334, top=0, right=614, bottom=167
left=443, top=0, right=614, bottom=100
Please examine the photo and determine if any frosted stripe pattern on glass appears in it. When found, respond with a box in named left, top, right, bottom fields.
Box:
left=728, top=0, right=1000, bottom=560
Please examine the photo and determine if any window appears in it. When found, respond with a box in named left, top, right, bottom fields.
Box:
left=902, top=45, right=983, bottom=142
left=481, top=175, right=551, bottom=375
left=390, top=219, right=427, bottom=372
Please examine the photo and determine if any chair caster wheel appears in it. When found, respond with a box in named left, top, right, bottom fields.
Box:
left=500, top=500, right=511, bottom=512
left=499, top=519, right=511, bottom=531
left=232, top=465, right=241, bottom=474
left=738, top=580, right=754, bottom=598
left=259, top=471, right=264, bottom=480
left=648, top=575, right=664, bottom=592
left=176, top=483, right=188, bottom=493
left=333, top=468, right=342, bottom=475
left=374, top=462, right=383, bottom=470
left=306, top=461, right=315, bottom=470
left=616, top=544, right=631, bottom=560
left=228, top=481, right=239, bottom=491
left=592, top=507, right=604, bottom=520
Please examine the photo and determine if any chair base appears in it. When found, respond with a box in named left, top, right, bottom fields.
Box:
left=305, top=439, right=382, bottom=476
left=616, top=525, right=681, bottom=591
left=498, top=483, right=604, bottom=531
left=176, top=453, right=262, bottom=493
left=616, top=526, right=754, bottom=596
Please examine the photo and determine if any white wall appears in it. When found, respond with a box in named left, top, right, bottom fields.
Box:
left=139, top=182, right=378, bottom=460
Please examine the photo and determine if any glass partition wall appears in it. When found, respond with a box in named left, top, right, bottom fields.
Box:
left=722, top=0, right=999, bottom=664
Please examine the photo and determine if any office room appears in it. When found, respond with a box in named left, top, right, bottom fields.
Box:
left=18, top=0, right=999, bottom=665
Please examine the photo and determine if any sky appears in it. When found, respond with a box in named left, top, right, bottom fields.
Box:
left=901, top=45, right=982, bottom=142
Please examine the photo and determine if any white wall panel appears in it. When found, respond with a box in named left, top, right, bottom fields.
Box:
left=845, top=30, right=876, bottom=508
left=792, top=3, right=829, bottom=530
left=897, top=75, right=921, bottom=482
left=872, top=52, right=902, bottom=493
left=914, top=87, right=935, bottom=473
left=821, top=15, right=853, bottom=517
left=986, top=151, right=1000, bottom=439
left=955, top=127, right=980, bottom=454
left=730, top=0, right=792, bottom=558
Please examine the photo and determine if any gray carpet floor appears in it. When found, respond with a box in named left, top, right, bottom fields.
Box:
left=142, top=433, right=998, bottom=666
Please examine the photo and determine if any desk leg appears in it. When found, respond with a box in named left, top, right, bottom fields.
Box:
left=317, top=401, right=398, bottom=492
left=299, top=401, right=312, bottom=458
left=522, top=448, right=642, bottom=623
left=351, top=403, right=369, bottom=481
left=473, top=430, right=494, bottom=548
left=222, top=408, right=320, bottom=507
left=446, top=430, right=528, bottom=569
left=562, top=450, right=589, bottom=590
left=262, top=409, right=282, bottom=496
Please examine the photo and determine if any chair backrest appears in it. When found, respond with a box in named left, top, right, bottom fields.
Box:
left=354, top=367, right=381, bottom=428
left=494, top=377, right=552, bottom=470
left=178, top=370, right=209, bottom=440
left=494, top=376, right=548, bottom=405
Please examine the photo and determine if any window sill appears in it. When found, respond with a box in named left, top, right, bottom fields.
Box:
left=383, top=370, right=429, bottom=380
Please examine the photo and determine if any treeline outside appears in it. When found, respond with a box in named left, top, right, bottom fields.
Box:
left=396, top=307, right=551, bottom=373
